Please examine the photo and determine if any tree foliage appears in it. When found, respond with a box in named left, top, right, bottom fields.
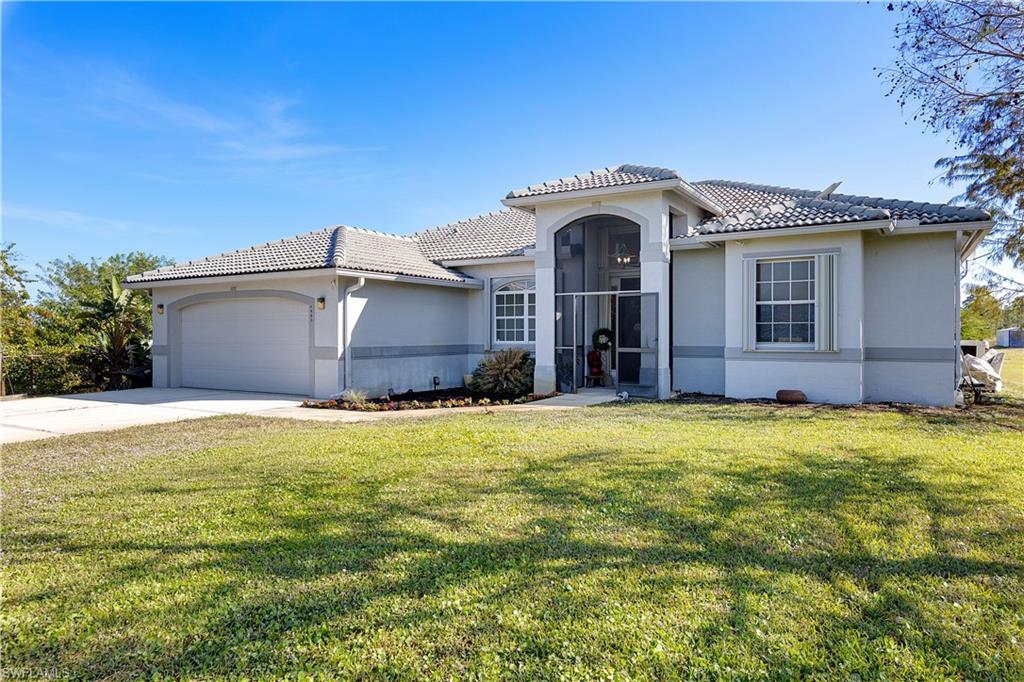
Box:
left=961, top=284, right=1004, bottom=339
left=34, top=252, right=169, bottom=348
left=882, top=1, right=1024, bottom=272
left=0, top=244, right=35, bottom=350
left=1, top=251, right=169, bottom=394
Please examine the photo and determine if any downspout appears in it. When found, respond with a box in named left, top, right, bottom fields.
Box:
left=954, top=231, right=964, bottom=403
left=342, top=276, right=366, bottom=391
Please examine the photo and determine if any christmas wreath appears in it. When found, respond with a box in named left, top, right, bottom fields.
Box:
left=592, top=327, right=615, bottom=351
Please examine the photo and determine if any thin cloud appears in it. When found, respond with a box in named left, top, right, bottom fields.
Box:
left=83, top=66, right=233, bottom=134
left=6, top=43, right=381, bottom=185
left=2, top=203, right=182, bottom=238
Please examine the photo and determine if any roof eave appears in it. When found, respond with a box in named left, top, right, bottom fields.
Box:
left=438, top=255, right=535, bottom=267
left=501, top=179, right=684, bottom=209
left=672, top=218, right=896, bottom=248
left=124, top=265, right=482, bottom=290
left=333, top=268, right=483, bottom=289
left=123, top=267, right=339, bottom=289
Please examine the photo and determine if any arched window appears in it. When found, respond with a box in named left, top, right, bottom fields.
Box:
left=493, top=279, right=536, bottom=343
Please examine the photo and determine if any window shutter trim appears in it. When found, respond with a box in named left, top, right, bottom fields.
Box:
left=814, top=254, right=838, bottom=351
left=742, top=258, right=756, bottom=351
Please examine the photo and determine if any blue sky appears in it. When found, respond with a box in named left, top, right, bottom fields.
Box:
left=3, top=2, right=1016, bottom=295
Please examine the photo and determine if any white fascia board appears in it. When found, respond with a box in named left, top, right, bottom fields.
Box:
left=958, top=227, right=992, bottom=261
left=887, top=220, right=995, bottom=236
left=674, top=219, right=896, bottom=247
left=123, top=267, right=338, bottom=289
left=125, top=266, right=483, bottom=290
left=439, top=255, right=535, bottom=267
left=502, top=179, right=726, bottom=216
left=333, top=268, right=483, bottom=289
left=501, top=179, right=683, bottom=208
left=668, top=238, right=715, bottom=251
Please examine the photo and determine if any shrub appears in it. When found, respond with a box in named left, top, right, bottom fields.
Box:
left=1, top=349, right=90, bottom=395
left=469, top=349, right=535, bottom=400
left=340, top=388, right=368, bottom=405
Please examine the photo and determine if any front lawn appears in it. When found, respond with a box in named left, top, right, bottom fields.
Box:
left=4, top=401, right=1023, bottom=679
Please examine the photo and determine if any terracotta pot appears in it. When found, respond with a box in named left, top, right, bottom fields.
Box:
left=776, top=389, right=807, bottom=404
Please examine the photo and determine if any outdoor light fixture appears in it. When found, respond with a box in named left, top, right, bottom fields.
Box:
left=156, top=304, right=165, bottom=315
left=316, top=297, right=326, bottom=310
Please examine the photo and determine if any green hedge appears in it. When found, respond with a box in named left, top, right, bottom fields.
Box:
left=1, top=350, right=90, bottom=396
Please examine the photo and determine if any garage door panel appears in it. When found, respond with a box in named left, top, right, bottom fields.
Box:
left=179, top=297, right=311, bottom=395
left=180, top=341, right=309, bottom=366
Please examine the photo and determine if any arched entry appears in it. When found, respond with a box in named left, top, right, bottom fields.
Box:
left=552, top=215, right=658, bottom=395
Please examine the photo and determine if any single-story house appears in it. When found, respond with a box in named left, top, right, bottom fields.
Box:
left=125, top=164, right=993, bottom=406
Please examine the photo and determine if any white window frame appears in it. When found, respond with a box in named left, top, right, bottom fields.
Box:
left=742, top=252, right=838, bottom=352
left=754, top=257, right=816, bottom=350
left=493, top=279, right=536, bottom=344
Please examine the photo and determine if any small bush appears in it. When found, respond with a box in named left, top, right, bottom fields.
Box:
left=340, top=388, right=368, bottom=405
left=469, top=349, right=535, bottom=400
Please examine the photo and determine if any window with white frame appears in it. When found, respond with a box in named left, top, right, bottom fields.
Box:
left=493, top=279, right=536, bottom=343
left=755, top=258, right=816, bottom=345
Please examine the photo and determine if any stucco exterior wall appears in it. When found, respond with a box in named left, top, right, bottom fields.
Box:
left=862, top=231, right=958, bottom=405
left=671, top=248, right=726, bottom=394
left=458, top=260, right=537, bottom=372
left=346, top=278, right=472, bottom=396
left=148, top=272, right=341, bottom=398
left=723, top=232, right=865, bottom=403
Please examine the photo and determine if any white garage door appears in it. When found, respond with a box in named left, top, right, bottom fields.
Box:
left=180, top=297, right=311, bottom=395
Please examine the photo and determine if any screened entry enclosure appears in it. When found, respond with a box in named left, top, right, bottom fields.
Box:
left=553, top=216, right=660, bottom=396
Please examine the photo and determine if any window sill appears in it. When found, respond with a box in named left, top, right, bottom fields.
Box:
left=751, top=345, right=824, bottom=353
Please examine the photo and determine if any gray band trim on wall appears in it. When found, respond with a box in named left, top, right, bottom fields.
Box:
left=151, top=344, right=170, bottom=356
left=672, top=345, right=725, bottom=358
left=312, top=346, right=339, bottom=360
left=864, top=347, right=955, bottom=363
left=350, top=344, right=485, bottom=359
left=725, top=347, right=863, bottom=362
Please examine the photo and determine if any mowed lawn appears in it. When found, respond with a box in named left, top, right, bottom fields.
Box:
left=3, top=399, right=1024, bottom=680
left=1000, top=347, right=1024, bottom=398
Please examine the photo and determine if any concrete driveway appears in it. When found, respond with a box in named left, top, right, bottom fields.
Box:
left=1, top=388, right=305, bottom=444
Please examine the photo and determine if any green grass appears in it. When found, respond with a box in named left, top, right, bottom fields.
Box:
left=999, top=348, right=1024, bottom=399
left=3, top=400, right=1023, bottom=680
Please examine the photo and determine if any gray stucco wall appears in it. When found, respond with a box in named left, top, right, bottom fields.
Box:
left=862, top=231, right=957, bottom=405
left=347, top=278, right=473, bottom=396
left=671, top=248, right=726, bottom=394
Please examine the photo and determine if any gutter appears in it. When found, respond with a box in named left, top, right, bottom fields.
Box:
left=123, top=266, right=482, bottom=291
left=669, top=219, right=895, bottom=249
left=333, top=268, right=482, bottom=289
left=668, top=218, right=995, bottom=250
left=439, top=255, right=534, bottom=267
left=123, top=267, right=338, bottom=290
left=959, top=226, right=991, bottom=261
left=342, top=276, right=366, bottom=391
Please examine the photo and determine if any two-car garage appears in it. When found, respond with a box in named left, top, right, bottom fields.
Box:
left=176, top=296, right=313, bottom=396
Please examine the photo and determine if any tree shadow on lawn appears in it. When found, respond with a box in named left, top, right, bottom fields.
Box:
left=15, top=446, right=1024, bottom=678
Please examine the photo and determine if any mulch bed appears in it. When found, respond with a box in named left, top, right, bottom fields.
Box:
left=302, top=389, right=558, bottom=412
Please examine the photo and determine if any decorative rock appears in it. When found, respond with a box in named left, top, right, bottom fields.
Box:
left=776, top=389, right=807, bottom=404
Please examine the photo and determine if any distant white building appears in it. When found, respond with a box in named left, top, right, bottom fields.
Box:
left=126, top=164, right=993, bottom=406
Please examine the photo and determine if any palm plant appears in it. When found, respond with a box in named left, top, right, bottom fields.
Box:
left=78, top=276, right=150, bottom=388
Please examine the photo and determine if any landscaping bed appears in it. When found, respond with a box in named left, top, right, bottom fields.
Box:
left=302, top=388, right=558, bottom=411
